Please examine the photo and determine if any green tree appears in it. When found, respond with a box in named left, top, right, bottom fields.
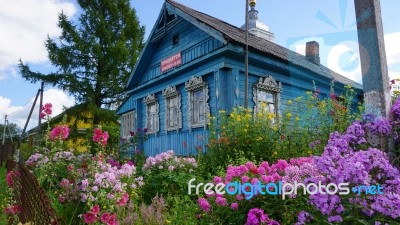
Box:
left=0, top=122, right=22, bottom=143
left=18, top=0, right=144, bottom=125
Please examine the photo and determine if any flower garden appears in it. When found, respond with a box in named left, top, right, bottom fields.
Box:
left=4, top=85, right=400, bottom=224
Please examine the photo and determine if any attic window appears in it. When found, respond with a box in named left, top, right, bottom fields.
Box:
left=173, top=34, right=179, bottom=46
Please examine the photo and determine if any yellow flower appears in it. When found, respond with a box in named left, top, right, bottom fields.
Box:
left=295, top=96, right=303, bottom=102
left=267, top=113, right=275, bottom=120
left=257, top=113, right=263, bottom=118
left=308, top=150, right=313, bottom=155
left=286, top=113, right=292, bottom=119
left=237, top=117, right=241, bottom=122
left=273, top=151, right=278, bottom=156
left=295, top=116, right=300, bottom=121
left=287, top=100, right=292, bottom=105
left=272, top=126, right=277, bottom=131
left=261, top=102, right=267, bottom=109
left=243, top=129, right=248, bottom=133
left=166, top=220, right=171, bottom=224
left=230, top=113, right=235, bottom=118
left=256, top=137, right=263, bottom=141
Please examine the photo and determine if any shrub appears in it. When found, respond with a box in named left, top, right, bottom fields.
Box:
left=141, top=150, right=199, bottom=204
left=202, top=84, right=362, bottom=176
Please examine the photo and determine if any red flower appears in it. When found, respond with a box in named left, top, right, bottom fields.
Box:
left=40, top=103, right=52, bottom=118
left=6, top=171, right=14, bottom=187
left=90, top=205, right=100, bottom=214
left=50, top=125, right=70, bottom=141
left=107, top=214, right=118, bottom=225
left=4, top=205, right=21, bottom=215
left=93, top=128, right=109, bottom=148
left=116, top=193, right=129, bottom=206
left=250, top=167, right=258, bottom=174
left=67, top=164, right=74, bottom=171
left=83, top=212, right=97, bottom=224
left=100, top=212, right=111, bottom=223
left=58, top=195, right=66, bottom=203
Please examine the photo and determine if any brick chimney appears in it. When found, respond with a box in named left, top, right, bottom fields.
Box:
left=305, top=41, right=320, bottom=64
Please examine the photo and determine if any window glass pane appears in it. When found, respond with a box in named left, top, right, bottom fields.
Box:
left=257, top=90, right=275, bottom=113
left=171, top=107, right=177, bottom=126
left=148, top=104, right=156, bottom=131
left=192, top=89, right=204, bottom=124
left=199, top=99, right=204, bottom=122
left=193, top=100, right=199, bottom=123
left=167, top=96, right=178, bottom=128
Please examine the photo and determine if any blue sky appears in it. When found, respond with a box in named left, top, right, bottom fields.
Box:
left=0, top=0, right=399, bottom=129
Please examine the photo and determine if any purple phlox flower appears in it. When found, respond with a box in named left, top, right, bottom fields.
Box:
left=366, top=117, right=392, bottom=136
left=198, top=198, right=211, bottom=212
left=295, top=211, right=314, bottom=225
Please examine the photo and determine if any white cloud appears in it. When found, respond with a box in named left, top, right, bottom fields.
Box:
left=327, top=40, right=362, bottom=83
left=384, top=32, right=400, bottom=66
left=389, top=71, right=400, bottom=80
left=0, top=0, right=76, bottom=78
left=0, top=89, right=75, bottom=131
left=289, top=36, right=326, bottom=56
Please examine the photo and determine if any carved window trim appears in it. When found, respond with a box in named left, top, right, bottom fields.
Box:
left=185, top=76, right=210, bottom=131
left=253, top=75, right=282, bottom=117
left=121, top=110, right=136, bottom=138
left=144, top=94, right=159, bottom=134
left=162, top=86, right=182, bottom=131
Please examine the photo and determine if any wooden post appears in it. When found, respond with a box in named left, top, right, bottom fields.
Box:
left=354, top=0, right=394, bottom=157
left=354, top=0, right=391, bottom=118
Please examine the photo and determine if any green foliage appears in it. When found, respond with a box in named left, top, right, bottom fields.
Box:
left=202, top=83, right=363, bottom=175
left=18, top=0, right=145, bottom=124
left=0, top=122, right=21, bottom=144
left=0, top=166, right=7, bottom=225
left=166, top=195, right=200, bottom=225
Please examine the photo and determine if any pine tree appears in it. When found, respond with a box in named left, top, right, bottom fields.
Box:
left=19, top=0, right=144, bottom=125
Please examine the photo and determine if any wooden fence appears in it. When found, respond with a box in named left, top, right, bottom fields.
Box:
left=0, top=144, right=15, bottom=167
left=7, top=160, right=64, bottom=225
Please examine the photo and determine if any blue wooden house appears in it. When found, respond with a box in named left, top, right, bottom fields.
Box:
left=117, top=0, right=363, bottom=156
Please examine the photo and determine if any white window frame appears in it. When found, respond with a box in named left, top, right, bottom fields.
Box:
left=162, top=86, right=182, bottom=131
left=144, top=94, right=159, bottom=134
left=253, top=75, right=282, bottom=117
left=121, top=110, right=136, bottom=138
left=185, top=76, right=210, bottom=130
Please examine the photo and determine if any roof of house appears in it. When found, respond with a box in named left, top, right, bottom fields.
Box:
left=166, top=0, right=362, bottom=89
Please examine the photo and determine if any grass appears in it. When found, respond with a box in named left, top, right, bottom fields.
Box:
left=0, top=165, right=7, bottom=225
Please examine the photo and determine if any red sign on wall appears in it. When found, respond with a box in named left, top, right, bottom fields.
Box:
left=161, top=52, right=182, bottom=73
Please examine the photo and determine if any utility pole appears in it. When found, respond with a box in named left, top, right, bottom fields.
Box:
left=354, top=0, right=391, bottom=118
left=38, top=82, right=44, bottom=133
left=2, top=115, right=6, bottom=145
left=244, top=0, right=249, bottom=108
left=354, top=0, right=394, bottom=157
